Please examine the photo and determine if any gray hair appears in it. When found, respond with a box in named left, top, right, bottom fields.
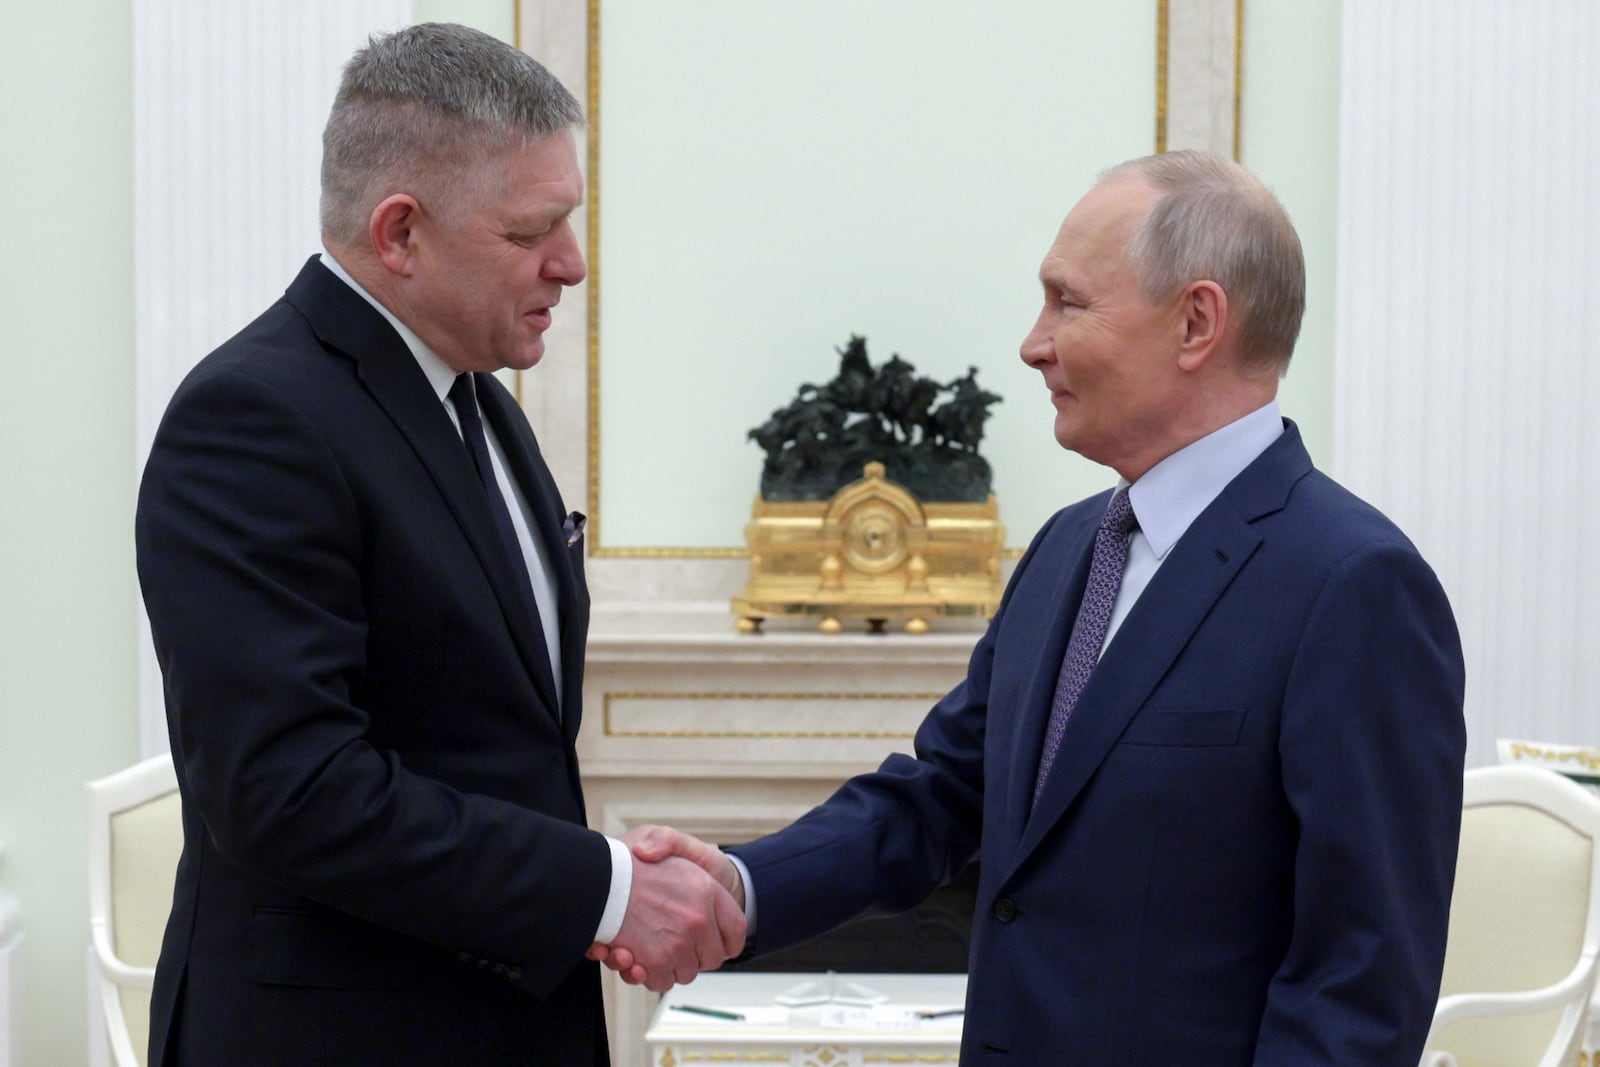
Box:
left=1102, top=151, right=1305, bottom=376
left=320, top=22, right=584, bottom=245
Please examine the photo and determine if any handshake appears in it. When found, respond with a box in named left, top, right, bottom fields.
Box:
left=586, top=826, right=747, bottom=994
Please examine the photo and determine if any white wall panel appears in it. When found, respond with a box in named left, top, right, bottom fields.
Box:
left=1336, top=0, right=1599, bottom=766
left=134, top=1, right=413, bottom=754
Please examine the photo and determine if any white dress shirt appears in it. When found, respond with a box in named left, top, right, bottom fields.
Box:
left=319, top=252, right=632, bottom=944
left=1106, top=399, right=1283, bottom=648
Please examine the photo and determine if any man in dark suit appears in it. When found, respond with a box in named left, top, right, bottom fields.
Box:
left=613, top=152, right=1467, bottom=1064
left=136, top=23, right=741, bottom=1066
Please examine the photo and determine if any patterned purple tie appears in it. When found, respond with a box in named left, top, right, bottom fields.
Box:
left=1033, top=487, right=1138, bottom=804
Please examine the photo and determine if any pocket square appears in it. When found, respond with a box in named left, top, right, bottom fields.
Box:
left=562, top=511, right=587, bottom=548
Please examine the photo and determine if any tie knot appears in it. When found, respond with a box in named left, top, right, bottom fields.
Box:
left=1103, top=487, right=1137, bottom=537
left=449, top=373, right=478, bottom=417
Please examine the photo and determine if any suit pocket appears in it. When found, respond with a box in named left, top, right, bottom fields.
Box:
left=1118, top=708, right=1246, bottom=747
left=248, top=908, right=430, bottom=990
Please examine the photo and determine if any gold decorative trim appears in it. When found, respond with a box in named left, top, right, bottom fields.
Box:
left=1234, top=0, right=1245, bottom=161
left=1502, top=742, right=1600, bottom=774
left=801, top=1049, right=851, bottom=1067
left=603, top=691, right=944, bottom=740
left=586, top=2, right=1197, bottom=555
left=1156, top=0, right=1169, bottom=152
left=595, top=545, right=747, bottom=560
left=586, top=0, right=605, bottom=550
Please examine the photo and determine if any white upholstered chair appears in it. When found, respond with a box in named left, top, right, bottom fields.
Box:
left=1420, top=764, right=1600, bottom=1067
left=87, top=754, right=181, bottom=1067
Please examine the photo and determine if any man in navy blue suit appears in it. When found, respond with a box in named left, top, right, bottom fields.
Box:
left=610, top=151, right=1467, bottom=1064
left=137, top=24, right=741, bottom=1066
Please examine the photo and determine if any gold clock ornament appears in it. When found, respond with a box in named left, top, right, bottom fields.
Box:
left=732, top=463, right=1003, bottom=635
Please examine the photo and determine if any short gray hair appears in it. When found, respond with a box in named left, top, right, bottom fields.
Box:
left=320, top=22, right=584, bottom=245
left=1102, top=151, right=1305, bottom=375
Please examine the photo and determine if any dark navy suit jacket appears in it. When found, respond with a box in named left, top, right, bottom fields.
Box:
left=733, top=423, right=1466, bottom=1065
left=136, top=258, right=607, bottom=1065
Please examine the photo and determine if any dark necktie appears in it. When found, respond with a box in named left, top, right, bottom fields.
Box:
left=448, top=374, right=551, bottom=664
left=1033, top=487, right=1138, bottom=804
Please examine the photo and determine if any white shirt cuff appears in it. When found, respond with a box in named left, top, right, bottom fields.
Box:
left=725, top=852, right=757, bottom=935
left=593, top=836, right=633, bottom=944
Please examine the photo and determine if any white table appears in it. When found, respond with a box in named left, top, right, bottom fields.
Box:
left=646, top=972, right=966, bottom=1067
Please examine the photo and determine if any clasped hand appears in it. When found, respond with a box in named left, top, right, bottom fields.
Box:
left=586, top=825, right=747, bottom=993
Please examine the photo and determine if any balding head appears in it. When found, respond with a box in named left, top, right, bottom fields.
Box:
left=1101, top=151, right=1305, bottom=376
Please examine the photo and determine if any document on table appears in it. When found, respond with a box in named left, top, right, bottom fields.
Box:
left=818, top=1005, right=965, bottom=1031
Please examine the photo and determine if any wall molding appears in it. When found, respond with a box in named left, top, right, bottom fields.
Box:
left=518, top=0, right=1240, bottom=561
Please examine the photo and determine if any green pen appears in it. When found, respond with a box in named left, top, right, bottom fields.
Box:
left=672, top=1004, right=745, bottom=1021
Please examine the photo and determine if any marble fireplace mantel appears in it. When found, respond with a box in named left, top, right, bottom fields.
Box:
left=580, top=603, right=984, bottom=1067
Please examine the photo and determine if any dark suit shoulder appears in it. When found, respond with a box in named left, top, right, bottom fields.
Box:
left=1271, top=468, right=1427, bottom=561
left=176, top=298, right=348, bottom=396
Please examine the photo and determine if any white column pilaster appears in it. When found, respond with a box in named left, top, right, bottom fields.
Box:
left=133, top=2, right=413, bottom=755
left=1336, top=0, right=1600, bottom=766
left=1162, top=0, right=1241, bottom=156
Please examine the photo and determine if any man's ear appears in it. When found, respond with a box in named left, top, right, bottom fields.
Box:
left=1176, top=279, right=1228, bottom=372
left=369, top=194, right=423, bottom=277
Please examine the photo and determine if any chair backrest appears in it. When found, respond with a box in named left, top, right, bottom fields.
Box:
left=87, top=754, right=181, bottom=1067
left=1430, top=764, right=1600, bottom=1067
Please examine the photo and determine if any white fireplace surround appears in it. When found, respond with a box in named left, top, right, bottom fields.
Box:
left=578, top=614, right=981, bottom=1066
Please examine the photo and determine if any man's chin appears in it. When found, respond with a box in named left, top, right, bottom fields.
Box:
left=503, top=342, right=546, bottom=371
left=1053, top=416, right=1079, bottom=453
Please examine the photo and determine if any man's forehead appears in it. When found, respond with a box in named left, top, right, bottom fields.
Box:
left=496, top=138, right=584, bottom=216
left=1042, top=176, right=1158, bottom=270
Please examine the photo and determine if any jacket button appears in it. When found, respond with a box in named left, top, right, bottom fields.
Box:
left=993, top=898, right=1018, bottom=923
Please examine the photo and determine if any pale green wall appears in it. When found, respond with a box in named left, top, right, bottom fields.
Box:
left=0, top=3, right=140, bottom=1065
left=595, top=0, right=1159, bottom=551
left=0, top=6, right=512, bottom=1064
left=593, top=2, right=1343, bottom=551
left=413, top=0, right=514, bottom=44
left=1242, top=0, right=1342, bottom=468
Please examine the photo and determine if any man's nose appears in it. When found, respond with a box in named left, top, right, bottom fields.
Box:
left=1020, top=313, right=1053, bottom=368
left=546, top=219, right=587, bottom=286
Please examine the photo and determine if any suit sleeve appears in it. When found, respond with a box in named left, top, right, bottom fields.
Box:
left=1255, top=541, right=1466, bottom=1064
left=136, top=367, right=611, bottom=997
left=729, top=514, right=1061, bottom=954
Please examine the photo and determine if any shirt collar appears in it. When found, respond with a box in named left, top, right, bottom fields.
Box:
left=1125, top=399, right=1283, bottom=560
left=319, top=251, right=458, bottom=404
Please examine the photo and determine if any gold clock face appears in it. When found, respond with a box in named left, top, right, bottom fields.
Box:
left=842, top=503, right=907, bottom=574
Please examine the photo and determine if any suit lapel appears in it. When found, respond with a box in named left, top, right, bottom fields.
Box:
left=1007, top=425, right=1314, bottom=874
left=478, top=376, right=587, bottom=739
left=998, top=499, right=1102, bottom=853
left=283, top=259, right=562, bottom=716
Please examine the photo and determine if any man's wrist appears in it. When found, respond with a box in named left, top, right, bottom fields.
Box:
left=592, top=835, right=633, bottom=944
left=725, top=852, right=757, bottom=934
